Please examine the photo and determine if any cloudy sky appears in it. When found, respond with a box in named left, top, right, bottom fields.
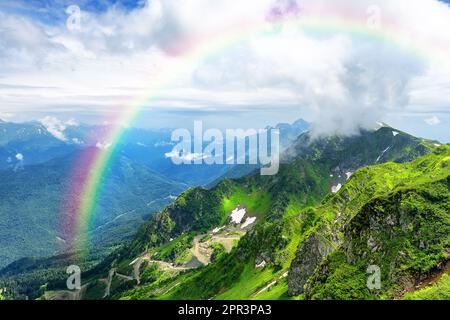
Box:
left=0, top=0, right=449, bottom=142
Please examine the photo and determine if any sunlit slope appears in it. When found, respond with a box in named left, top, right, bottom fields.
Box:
left=82, top=128, right=442, bottom=300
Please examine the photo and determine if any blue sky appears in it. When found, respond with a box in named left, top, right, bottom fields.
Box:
left=0, top=0, right=449, bottom=142
left=0, top=0, right=144, bottom=26
left=0, top=1, right=143, bottom=17
left=2, top=0, right=448, bottom=23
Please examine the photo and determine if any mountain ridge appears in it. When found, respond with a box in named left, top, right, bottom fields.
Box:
left=294, top=145, right=450, bottom=299
left=45, top=125, right=442, bottom=300
left=1, top=125, right=447, bottom=300
left=0, top=149, right=186, bottom=269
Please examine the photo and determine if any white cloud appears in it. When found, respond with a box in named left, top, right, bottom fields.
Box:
left=15, top=153, right=23, bottom=161
left=0, top=0, right=449, bottom=138
left=164, top=150, right=208, bottom=162
left=72, top=138, right=83, bottom=144
left=424, top=115, right=441, bottom=125
left=39, top=116, right=78, bottom=141
left=0, top=112, right=14, bottom=120
left=65, top=118, right=79, bottom=126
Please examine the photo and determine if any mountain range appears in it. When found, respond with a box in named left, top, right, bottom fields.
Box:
left=0, top=118, right=309, bottom=270
left=1, top=123, right=448, bottom=301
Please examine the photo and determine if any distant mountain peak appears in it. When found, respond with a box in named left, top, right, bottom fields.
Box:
left=282, top=124, right=437, bottom=167
left=292, top=118, right=309, bottom=127
left=274, top=118, right=309, bottom=130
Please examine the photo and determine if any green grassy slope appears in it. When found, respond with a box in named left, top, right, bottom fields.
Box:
left=292, top=145, right=450, bottom=299
left=102, top=128, right=441, bottom=300
left=5, top=127, right=440, bottom=300
left=119, top=145, right=448, bottom=301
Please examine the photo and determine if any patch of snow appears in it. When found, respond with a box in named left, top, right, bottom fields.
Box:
left=331, top=184, right=342, bottom=193
left=392, top=131, right=399, bottom=136
left=241, top=217, right=257, bottom=229
left=230, top=207, right=246, bottom=224
left=345, top=172, right=353, bottom=180
left=15, top=153, right=23, bottom=161
left=376, top=146, right=391, bottom=163
left=211, top=226, right=225, bottom=234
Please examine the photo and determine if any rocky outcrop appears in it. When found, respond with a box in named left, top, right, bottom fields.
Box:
left=288, top=232, right=334, bottom=296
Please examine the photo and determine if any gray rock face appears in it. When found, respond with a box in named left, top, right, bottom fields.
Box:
left=288, top=233, right=334, bottom=296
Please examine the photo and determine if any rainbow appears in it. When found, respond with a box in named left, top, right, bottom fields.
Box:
left=61, top=11, right=450, bottom=255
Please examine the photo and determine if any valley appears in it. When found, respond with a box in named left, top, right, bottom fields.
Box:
left=0, top=124, right=448, bottom=301
left=22, top=125, right=449, bottom=301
